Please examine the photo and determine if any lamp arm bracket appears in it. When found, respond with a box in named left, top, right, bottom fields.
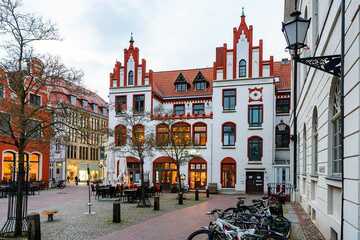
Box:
left=298, top=54, right=341, bottom=77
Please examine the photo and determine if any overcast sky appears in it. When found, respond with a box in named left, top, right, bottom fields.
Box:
left=21, top=0, right=288, bottom=100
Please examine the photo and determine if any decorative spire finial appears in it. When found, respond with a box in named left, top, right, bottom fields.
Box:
left=129, top=32, right=134, bottom=45
left=241, top=7, right=245, bottom=17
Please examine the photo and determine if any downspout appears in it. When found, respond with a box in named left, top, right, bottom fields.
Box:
left=340, top=0, right=345, bottom=239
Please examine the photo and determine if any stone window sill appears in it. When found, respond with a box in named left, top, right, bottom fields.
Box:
left=222, top=146, right=236, bottom=149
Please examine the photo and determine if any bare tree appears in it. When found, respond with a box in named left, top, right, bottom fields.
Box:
left=0, top=0, right=83, bottom=236
left=111, top=111, right=154, bottom=207
left=155, top=108, right=196, bottom=203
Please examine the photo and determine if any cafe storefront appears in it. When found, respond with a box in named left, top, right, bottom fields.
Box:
left=153, top=156, right=177, bottom=191
left=188, top=157, right=207, bottom=190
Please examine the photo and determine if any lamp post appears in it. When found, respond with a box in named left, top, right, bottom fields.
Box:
left=282, top=1, right=345, bottom=239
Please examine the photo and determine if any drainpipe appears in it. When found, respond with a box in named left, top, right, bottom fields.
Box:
left=340, top=0, right=345, bottom=239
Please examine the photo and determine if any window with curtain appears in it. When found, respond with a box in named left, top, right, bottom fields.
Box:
left=193, top=122, right=207, bottom=146
left=115, top=96, right=127, bottom=114
left=132, top=124, right=145, bottom=145
left=248, top=105, right=263, bottom=127
left=239, top=59, right=246, bottom=77
left=156, top=124, right=169, bottom=146
left=172, top=122, right=191, bottom=145
left=248, top=136, right=263, bottom=161
left=222, top=123, right=235, bottom=146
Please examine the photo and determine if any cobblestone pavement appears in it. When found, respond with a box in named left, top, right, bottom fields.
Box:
left=0, top=185, right=207, bottom=240
left=97, top=194, right=242, bottom=240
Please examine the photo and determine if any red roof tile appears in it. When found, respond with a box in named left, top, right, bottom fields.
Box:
left=273, top=61, right=291, bottom=90
left=152, top=67, right=214, bottom=99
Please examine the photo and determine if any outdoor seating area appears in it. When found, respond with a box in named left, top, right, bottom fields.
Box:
left=0, top=181, right=48, bottom=199
left=93, top=184, right=156, bottom=204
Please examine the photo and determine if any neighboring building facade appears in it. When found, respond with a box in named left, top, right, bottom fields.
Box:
left=107, top=13, right=291, bottom=193
left=0, top=68, right=50, bottom=183
left=49, top=81, right=108, bottom=182
left=285, top=0, right=360, bottom=239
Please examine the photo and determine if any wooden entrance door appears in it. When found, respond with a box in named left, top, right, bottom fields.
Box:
left=221, top=163, right=236, bottom=188
left=246, top=172, right=264, bottom=194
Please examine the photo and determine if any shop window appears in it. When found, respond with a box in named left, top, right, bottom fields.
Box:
left=189, top=159, right=207, bottom=189
left=222, top=122, right=236, bottom=146
left=2, top=151, right=16, bottom=181
left=248, top=136, right=263, bottom=161
left=223, top=89, right=236, bottom=111
left=193, top=122, right=207, bottom=146
left=248, top=105, right=263, bottom=127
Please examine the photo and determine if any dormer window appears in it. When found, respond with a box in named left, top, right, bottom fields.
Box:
left=174, top=73, right=189, bottom=92
left=82, top=99, right=88, bottom=108
left=128, top=70, right=134, bottom=85
left=193, top=72, right=209, bottom=91
left=69, top=95, right=77, bottom=105
left=91, top=103, right=97, bottom=112
left=239, top=59, right=246, bottom=78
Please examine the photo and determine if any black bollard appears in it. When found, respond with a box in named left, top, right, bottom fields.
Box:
left=178, top=192, right=183, bottom=205
left=195, top=188, right=199, bottom=201
left=154, top=196, right=160, bottom=211
left=113, top=201, right=121, bottom=223
left=27, top=213, right=41, bottom=240
left=206, top=188, right=210, bottom=198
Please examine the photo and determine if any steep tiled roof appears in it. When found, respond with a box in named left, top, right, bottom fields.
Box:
left=152, top=67, right=214, bottom=99
left=273, top=60, right=291, bottom=90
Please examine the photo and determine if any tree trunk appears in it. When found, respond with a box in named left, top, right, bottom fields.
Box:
left=176, top=163, right=182, bottom=193
left=139, top=158, right=146, bottom=207
left=15, top=147, right=25, bottom=236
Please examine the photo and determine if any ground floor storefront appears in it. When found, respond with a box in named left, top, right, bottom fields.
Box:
left=0, top=143, right=49, bottom=182
left=111, top=155, right=272, bottom=193
left=67, top=159, right=104, bottom=182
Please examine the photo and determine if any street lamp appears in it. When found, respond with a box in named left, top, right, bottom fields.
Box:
left=282, top=11, right=310, bottom=52
left=282, top=9, right=342, bottom=191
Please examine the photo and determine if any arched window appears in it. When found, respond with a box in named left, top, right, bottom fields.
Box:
left=222, top=122, right=236, bottom=146
left=2, top=151, right=16, bottom=181
left=312, top=107, right=318, bottom=176
left=132, top=124, right=145, bottom=145
left=29, top=153, right=40, bottom=181
left=171, top=122, right=191, bottom=145
left=239, top=59, right=246, bottom=78
left=156, top=124, right=169, bottom=146
left=193, top=122, right=207, bottom=146
left=114, top=124, right=127, bottom=146
left=128, top=70, right=134, bottom=85
left=303, top=125, right=307, bottom=175
left=248, top=136, right=263, bottom=161
left=275, top=122, right=290, bottom=148
left=329, top=77, right=341, bottom=176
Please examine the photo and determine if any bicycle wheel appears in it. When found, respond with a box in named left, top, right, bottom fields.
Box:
left=187, top=229, right=211, bottom=240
